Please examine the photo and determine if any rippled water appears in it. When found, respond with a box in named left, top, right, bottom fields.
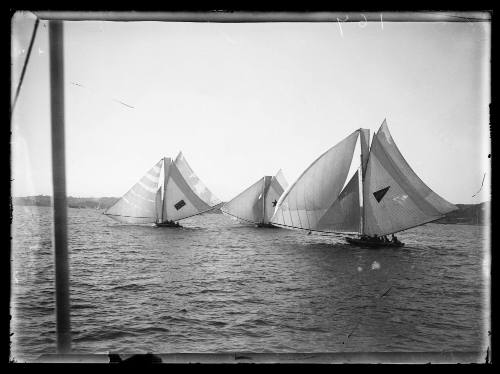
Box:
left=10, top=206, right=490, bottom=362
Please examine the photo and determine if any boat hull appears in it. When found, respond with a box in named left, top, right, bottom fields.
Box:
left=256, top=223, right=279, bottom=228
left=345, top=237, right=404, bottom=248
left=154, top=221, right=182, bottom=228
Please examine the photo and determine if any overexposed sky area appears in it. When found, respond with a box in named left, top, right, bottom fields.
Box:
left=11, top=12, right=490, bottom=204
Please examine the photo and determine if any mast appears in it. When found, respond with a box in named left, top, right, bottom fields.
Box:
left=261, top=177, right=266, bottom=224
left=359, top=162, right=364, bottom=235
left=161, top=157, right=167, bottom=222
left=359, top=129, right=365, bottom=235
left=358, top=128, right=370, bottom=236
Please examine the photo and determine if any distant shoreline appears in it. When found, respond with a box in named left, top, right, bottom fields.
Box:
left=12, top=196, right=489, bottom=225
left=12, top=195, right=224, bottom=214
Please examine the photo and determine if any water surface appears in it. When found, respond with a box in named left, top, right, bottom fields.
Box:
left=10, top=206, right=490, bottom=362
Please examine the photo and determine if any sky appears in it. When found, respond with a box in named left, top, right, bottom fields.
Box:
left=11, top=12, right=490, bottom=204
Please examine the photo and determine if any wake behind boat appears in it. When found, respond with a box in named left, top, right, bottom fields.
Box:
left=271, top=119, right=457, bottom=247
left=104, top=152, right=221, bottom=227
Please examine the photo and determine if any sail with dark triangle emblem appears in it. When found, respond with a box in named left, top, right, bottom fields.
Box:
left=362, top=120, right=457, bottom=236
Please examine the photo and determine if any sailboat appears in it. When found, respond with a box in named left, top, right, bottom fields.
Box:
left=104, top=152, right=221, bottom=227
left=221, top=170, right=288, bottom=228
left=270, top=119, right=457, bottom=247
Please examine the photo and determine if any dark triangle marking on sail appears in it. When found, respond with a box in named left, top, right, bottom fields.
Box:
left=373, top=186, right=390, bottom=203
left=362, top=120, right=457, bottom=236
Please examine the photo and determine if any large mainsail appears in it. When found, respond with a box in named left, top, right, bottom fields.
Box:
left=362, top=121, right=457, bottom=235
left=105, top=159, right=163, bottom=224
left=271, top=130, right=359, bottom=231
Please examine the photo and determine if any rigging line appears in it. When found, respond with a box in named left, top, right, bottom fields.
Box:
left=104, top=213, right=154, bottom=219
left=11, top=17, right=40, bottom=115
left=472, top=172, right=486, bottom=197
left=385, top=215, right=446, bottom=236
left=175, top=204, right=221, bottom=222
left=220, top=209, right=259, bottom=225
left=271, top=221, right=358, bottom=236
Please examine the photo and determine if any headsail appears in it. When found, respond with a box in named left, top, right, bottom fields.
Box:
left=315, top=170, right=361, bottom=233
left=270, top=130, right=359, bottom=231
left=221, top=177, right=266, bottom=224
left=363, top=120, right=457, bottom=235
left=105, top=159, right=163, bottom=224
left=174, top=152, right=221, bottom=207
left=274, top=169, right=289, bottom=191
left=222, top=170, right=288, bottom=225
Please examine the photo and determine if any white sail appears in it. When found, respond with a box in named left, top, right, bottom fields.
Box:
left=360, top=128, right=370, bottom=176
left=315, top=170, right=361, bottom=233
left=155, top=187, right=163, bottom=222
left=222, top=170, right=288, bottom=225
left=221, top=177, right=266, bottom=224
left=174, top=152, right=221, bottom=207
left=264, top=171, right=288, bottom=223
left=274, top=169, right=289, bottom=191
left=271, top=130, right=359, bottom=231
left=105, top=159, right=163, bottom=224
left=363, top=120, right=457, bottom=235
left=162, top=158, right=214, bottom=222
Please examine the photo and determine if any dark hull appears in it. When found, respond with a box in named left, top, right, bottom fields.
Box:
left=345, top=237, right=404, bottom=248
left=154, top=221, right=182, bottom=228
left=256, top=223, right=279, bottom=228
